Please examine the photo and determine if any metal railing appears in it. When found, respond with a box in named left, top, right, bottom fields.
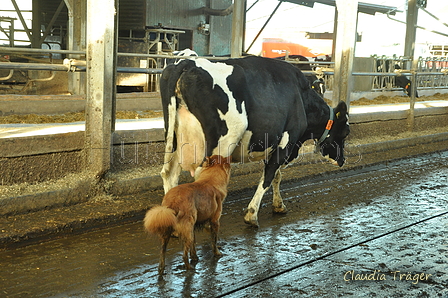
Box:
left=372, top=55, right=448, bottom=92
left=1, top=47, right=448, bottom=95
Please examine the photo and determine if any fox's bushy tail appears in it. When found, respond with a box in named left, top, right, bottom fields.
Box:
left=143, top=206, right=177, bottom=236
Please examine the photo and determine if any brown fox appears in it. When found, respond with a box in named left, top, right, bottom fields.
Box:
left=144, top=155, right=231, bottom=274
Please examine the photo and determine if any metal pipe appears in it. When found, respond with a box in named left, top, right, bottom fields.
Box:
left=418, top=5, right=448, bottom=28
left=247, top=0, right=259, bottom=12
left=0, top=46, right=85, bottom=55
left=200, top=4, right=233, bottom=16
left=0, top=69, right=14, bottom=80
left=0, top=62, right=445, bottom=77
left=387, top=11, right=448, bottom=38
left=38, top=0, right=66, bottom=46
left=231, top=0, right=245, bottom=57
left=0, top=62, right=69, bottom=71
left=117, top=52, right=227, bottom=60
left=0, top=38, right=30, bottom=43
left=0, top=47, right=235, bottom=60
left=11, top=0, right=32, bottom=41
left=21, top=71, right=56, bottom=92
left=0, top=61, right=161, bottom=74
left=409, top=57, right=419, bottom=129
left=286, top=61, right=334, bottom=65
left=116, top=67, right=163, bottom=74
left=352, top=71, right=446, bottom=76
left=301, top=70, right=334, bottom=75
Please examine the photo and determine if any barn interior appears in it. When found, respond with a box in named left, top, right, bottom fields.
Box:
left=0, top=0, right=447, bottom=215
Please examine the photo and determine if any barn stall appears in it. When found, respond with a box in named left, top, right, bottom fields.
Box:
left=0, top=0, right=448, bottom=295
left=0, top=0, right=447, bottom=222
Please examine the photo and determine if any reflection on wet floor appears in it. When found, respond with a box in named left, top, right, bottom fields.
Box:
left=1, top=152, right=447, bottom=297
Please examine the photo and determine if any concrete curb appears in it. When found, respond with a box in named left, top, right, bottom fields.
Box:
left=352, top=131, right=448, bottom=154
left=2, top=131, right=448, bottom=217
left=109, top=130, right=448, bottom=193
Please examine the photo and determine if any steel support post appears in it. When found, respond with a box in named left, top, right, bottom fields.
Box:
left=66, top=0, right=87, bottom=95
left=404, top=0, right=419, bottom=130
left=85, top=0, right=118, bottom=177
left=332, top=0, right=358, bottom=109
left=331, top=8, right=338, bottom=60
left=231, top=0, right=245, bottom=57
left=409, top=58, right=418, bottom=130
left=9, top=21, right=15, bottom=47
left=31, top=0, right=41, bottom=48
left=404, top=0, right=418, bottom=61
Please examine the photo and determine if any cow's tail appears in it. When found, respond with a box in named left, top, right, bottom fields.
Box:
left=143, top=206, right=177, bottom=237
left=159, top=60, right=197, bottom=151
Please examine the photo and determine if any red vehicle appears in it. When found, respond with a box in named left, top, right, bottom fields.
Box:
left=262, top=38, right=326, bottom=58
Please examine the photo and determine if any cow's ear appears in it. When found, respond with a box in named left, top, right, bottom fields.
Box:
left=334, top=101, right=348, bottom=120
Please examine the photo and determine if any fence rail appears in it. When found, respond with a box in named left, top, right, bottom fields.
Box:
left=1, top=47, right=448, bottom=94
left=372, top=55, right=448, bottom=92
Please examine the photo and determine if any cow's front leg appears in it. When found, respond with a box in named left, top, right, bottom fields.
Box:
left=244, top=177, right=270, bottom=228
left=244, top=159, right=282, bottom=227
left=272, top=169, right=287, bottom=214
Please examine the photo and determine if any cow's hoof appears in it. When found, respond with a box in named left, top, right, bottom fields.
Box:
left=244, top=208, right=259, bottom=228
left=272, top=204, right=288, bottom=214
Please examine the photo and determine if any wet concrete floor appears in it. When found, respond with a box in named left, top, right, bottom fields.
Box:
left=1, top=151, right=448, bottom=297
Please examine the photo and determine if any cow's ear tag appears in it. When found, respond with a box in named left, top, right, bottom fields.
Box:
left=336, top=112, right=341, bottom=119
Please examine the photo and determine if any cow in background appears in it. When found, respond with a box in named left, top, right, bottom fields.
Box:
left=376, top=59, right=419, bottom=97
left=394, top=64, right=419, bottom=98
left=276, top=55, right=325, bottom=97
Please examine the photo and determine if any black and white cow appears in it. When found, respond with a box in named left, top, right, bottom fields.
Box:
left=159, top=56, right=350, bottom=227
left=394, top=64, right=419, bottom=98
left=376, top=60, right=419, bottom=97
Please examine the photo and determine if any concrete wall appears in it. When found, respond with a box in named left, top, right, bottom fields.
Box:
left=2, top=105, right=448, bottom=186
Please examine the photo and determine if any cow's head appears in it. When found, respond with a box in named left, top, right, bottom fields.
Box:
left=311, top=78, right=326, bottom=97
left=317, top=101, right=350, bottom=167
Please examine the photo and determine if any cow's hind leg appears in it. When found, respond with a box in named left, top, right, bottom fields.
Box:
left=272, top=169, right=287, bottom=214
left=160, top=149, right=182, bottom=194
left=160, top=96, right=181, bottom=193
